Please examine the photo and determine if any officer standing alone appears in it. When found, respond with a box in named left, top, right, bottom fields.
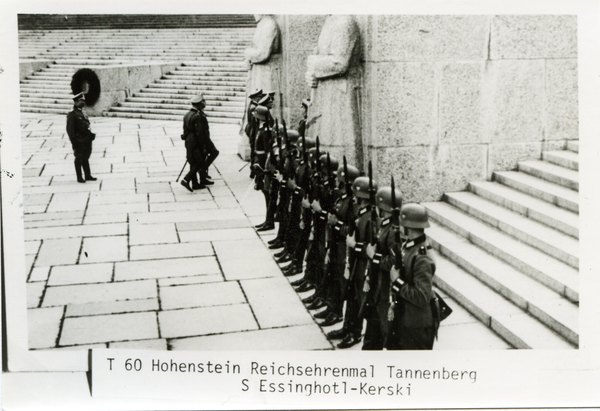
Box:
left=66, top=92, right=96, bottom=183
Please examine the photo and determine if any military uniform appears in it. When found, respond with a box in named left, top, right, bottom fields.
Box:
left=66, top=94, right=96, bottom=183
left=181, top=106, right=209, bottom=189
left=387, top=234, right=436, bottom=350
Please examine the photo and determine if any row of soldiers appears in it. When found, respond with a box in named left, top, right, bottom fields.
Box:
left=245, top=95, right=445, bottom=351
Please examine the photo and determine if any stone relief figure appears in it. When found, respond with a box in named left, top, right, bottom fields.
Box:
left=305, top=15, right=362, bottom=167
left=239, top=14, right=282, bottom=159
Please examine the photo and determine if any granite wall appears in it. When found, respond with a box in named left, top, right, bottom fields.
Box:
left=275, top=15, right=578, bottom=203
left=84, top=62, right=179, bottom=116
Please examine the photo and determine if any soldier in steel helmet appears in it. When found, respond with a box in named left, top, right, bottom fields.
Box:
left=332, top=175, right=378, bottom=349
left=66, top=92, right=97, bottom=183
left=387, top=203, right=437, bottom=350
left=252, top=105, right=276, bottom=231
left=361, top=184, right=403, bottom=350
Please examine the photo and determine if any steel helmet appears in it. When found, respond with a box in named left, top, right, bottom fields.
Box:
left=399, top=203, right=430, bottom=228
left=352, top=176, right=377, bottom=199
left=337, top=164, right=360, bottom=184
left=376, top=187, right=403, bottom=212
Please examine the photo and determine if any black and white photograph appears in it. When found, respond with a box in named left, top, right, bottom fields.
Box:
left=1, top=0, right=599, bottom=409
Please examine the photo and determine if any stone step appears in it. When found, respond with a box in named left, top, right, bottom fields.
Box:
left=20, top=82, right=71, bottom=90
left=154, top=80, right=245, bottom=92
left=468, top=181, right=579, bottom=239
left=21, top=107, right=70, bottom=115
left=125, top=97, right=243, bottom=107
left=21, top=102, right=72, bottom=110
left=21, top=97, right=74, bottom=106
left=116, top=102, right=243, bottom=113
left=422, top=201, right=579, bottom=302
left=102, top=111, right=240, bottom=124
left=432, top=249, right=576, bottom=349
left=442, top=191, right=578, bottom=268
left=567, top=141, right=579, bottom=153
left=132, top=92, right=244, bottom=102
left=160, top=77, right=246, bottom=87
left=20, top=89, right=73, bottom=97
left=518, top=160, right=578, bottom=191
left=542, top=150, right=579, bottom=171
left=107, top=106, right=241, bottom=118
left=493, top=171, right=578, bottom=213
left=429, top=224, right=578, bottom=346
left=144, top=85, right=245, bottom=97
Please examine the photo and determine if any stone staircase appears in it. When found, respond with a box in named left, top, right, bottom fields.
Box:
left=19, top=26, right=253, bottom=123
left=423, top=141, right=579, bottom=349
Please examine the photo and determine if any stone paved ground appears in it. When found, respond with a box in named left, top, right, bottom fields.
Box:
left=21, top=113, right=510, bottom=351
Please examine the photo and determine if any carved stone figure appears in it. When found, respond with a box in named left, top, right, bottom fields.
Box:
left=239, top=14, right=282, bottom=159
left=305, top=15, right=362, bottom=168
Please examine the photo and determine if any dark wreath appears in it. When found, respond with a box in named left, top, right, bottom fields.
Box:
left=70, top=68, right=101, bottom=106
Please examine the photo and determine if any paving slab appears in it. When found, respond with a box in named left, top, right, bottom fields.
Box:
left=24, top=240, right=41, bottom=255
left=80, top=236, right=129, bottom=264
left=42, top=280, right=157, bottom=307
left=158, top=274, right=224, bottom=287
left=27, top=307, right=64, bottom=349
left=240, top=277, right=314, bottom=329
left=88, top=191, right=145, bottom=205
left=25, top=210, right=85, bottom=222
left=150, top=201, right=218, bottom=212
left=160, top=281, right=246, bottom=310
left=149, top=192, right=175, bottom=203
left=176, top=219, right=252, bottom=231
left=29, top=266, right=51, bottom=282
left=158, top=304, right=258, bottom=339
left=130, top=242, right=214, bottom=261
left=46, top=192, right=89, bottom=213
left=129, top=222, right=178, bottom=246
left=35, top=237, right=82, bottom=266
left=114, top=256, right=220, bottom=281
left=25, top=223, right=128, bottom=241
left=179, top=227, right=257, bottom=243
left=214, top=239, right=282, bottom=281
left=83, top=213, right=128, bottom=225
left=48, top=263, right=114, bottom=286
left=85, top=203, right=148, bottom=216
left=130, top=207, right=246, bottom=224
left=109, top=339, right=168, bottom=350
left=66, top=298, right=159, bottom=317
left=170, top=324, right=332, bottom=351
left=27, top=282, right=46, bottom=309
left=60, top=312, right=159, bottom=346
left=24, top=218, right=84, bottom=229
left=24, top=193, right=52, bottom=206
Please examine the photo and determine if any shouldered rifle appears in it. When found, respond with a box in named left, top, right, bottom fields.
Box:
left=275, top=119, right=284, bottom=175
left=300, top=133, right=311, bottom=199
left=343, top=156, right=356, bottom=237
left=368, top=161, right=378, bottom=246
left=390, top=175, right=403, bottom=272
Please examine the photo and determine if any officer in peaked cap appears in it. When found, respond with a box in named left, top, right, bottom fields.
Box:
left=387, top=203, right=436, bottom=350
left=66, top=92, right=97, bottom=183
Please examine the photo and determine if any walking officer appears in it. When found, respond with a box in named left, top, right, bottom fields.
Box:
left=66, top=92, right=96, bottom=183
left=180, top=94, right=210, bottom=192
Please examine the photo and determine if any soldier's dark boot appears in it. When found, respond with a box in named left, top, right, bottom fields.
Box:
left=326, top=327, right=347, bottom=340
left=319, top=312, right=343, bottom=327
left=337, top=334, right=362, bottom=349
left=74, top=160, right=85, bottom=183
left=82, top=160, right=96, bottom=181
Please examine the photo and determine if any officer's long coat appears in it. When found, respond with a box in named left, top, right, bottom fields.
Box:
left=183, top=108, right=209, bottom=160
left=66, top=108, right=95, bottom=146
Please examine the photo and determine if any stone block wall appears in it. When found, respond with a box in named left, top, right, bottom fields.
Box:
left=276, top=15, right=578, bottom=203
left=85, top=62, right=179, bottom=116
left=19, top=59, right=53, bottom=81
left=364, top=15, right=578, bottom=202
